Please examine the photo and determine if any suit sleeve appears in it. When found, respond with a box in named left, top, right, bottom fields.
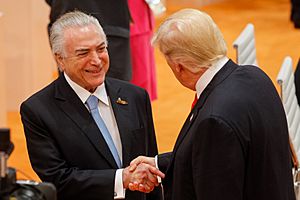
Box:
left=144, top=90, right=158, bottom=157
left=20, top=102, right=116, bottom=200
left=142, top=90, right=163, bottom=200
left=192, top=117, right=245, bottom=200
left=157, top=152, right=172, bottom=173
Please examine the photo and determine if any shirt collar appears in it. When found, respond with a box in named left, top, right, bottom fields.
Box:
left=64, top=73, right=110, bottom=106
left=195, top=56, right=229, bottom=98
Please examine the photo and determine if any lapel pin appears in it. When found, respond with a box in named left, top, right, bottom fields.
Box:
left=189, top=113, right=194, bottom=121
left=116, top=97, right=128, bottom=105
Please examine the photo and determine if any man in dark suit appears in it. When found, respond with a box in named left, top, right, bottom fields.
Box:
left=129, top=9, right=296, bottom=200
left=45, top=0, right=132, bottom=80
left=20, top=11, right=163, bottom=200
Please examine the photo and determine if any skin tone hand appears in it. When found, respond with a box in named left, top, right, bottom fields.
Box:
left=127, top=156, right=165, bottom=192
left=123, top=162, right=165, bottom=193
left=129, top=156, right=156, bottom=171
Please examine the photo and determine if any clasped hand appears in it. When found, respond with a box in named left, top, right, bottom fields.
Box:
left=123, top=156, right=165, bottom=193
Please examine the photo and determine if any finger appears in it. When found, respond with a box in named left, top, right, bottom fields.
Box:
left=139, top=183, right=153, bottom=193
left=148, top=165, right=165, bottom=179
left=129, top=183, right=146, bottom=193
left=138, top=183, right=147, bottom=193
left=147, top=173, right=157, bottom=184
left=128, top=183, right=137, bottom=191
left=128, top=182, right=140, bottom=191
left=134, top=163, right=159, bottom=186
left=132, top=181, right=139, bottom=189
left=145, top=170, right=158, bottom=186
left=144, top=177, right=155, bottom=189
left=146, top=174, right=158, bottom=185
left=129, top=163, right=137, bottom=172
left=130, top=156, right=146, bottom=166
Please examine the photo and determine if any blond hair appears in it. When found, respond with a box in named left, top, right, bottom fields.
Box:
left=152, top=9, right=227, bottom=73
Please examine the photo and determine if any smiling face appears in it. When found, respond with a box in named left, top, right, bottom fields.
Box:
left=56, top=24, right=109, bottom=93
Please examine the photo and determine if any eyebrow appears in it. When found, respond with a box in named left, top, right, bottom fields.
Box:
left=74, top=41, right=106, bottom=54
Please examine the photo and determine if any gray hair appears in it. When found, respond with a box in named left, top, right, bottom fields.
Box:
left=152, top=9, right=227, bottom=73
left=49, top=10, right=107, bottom=57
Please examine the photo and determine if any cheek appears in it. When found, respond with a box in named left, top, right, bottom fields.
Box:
left=105, top=58, right=109, bottom=69
left=102, top=53, right=109, bottom=62
left=73, top=59, right=90, bottom=73
left=102, top=55, right=110, bottom=69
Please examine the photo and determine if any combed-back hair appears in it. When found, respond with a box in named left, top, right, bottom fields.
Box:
left=49, top=10, right=106, bottom=57
left=152, top=9, right=227, bottom=72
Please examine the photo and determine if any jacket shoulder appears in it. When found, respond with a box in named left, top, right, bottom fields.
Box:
left=21, top=79, right=57, bottom=105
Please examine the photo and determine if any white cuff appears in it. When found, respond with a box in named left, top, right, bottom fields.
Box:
left=155, top=155, right=161, bottom=183
left=114, top=169, right=126, bottom=199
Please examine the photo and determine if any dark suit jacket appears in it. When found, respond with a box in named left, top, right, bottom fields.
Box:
left=45, top=0, right=132, bottom=80
left=20, top=75, right=161, bottom=200
left=158, top=60, right=295, bottom=200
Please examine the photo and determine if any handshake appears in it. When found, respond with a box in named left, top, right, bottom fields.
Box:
left=123, top=156, right=165, bottom=193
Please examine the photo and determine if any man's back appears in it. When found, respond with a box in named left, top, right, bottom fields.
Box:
left=161, top=61, right=295, bottom=200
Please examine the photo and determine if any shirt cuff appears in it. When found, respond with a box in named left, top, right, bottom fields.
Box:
left=155, top=155, right=161, bottom=183
left=114, top=169, right=126, bottom=199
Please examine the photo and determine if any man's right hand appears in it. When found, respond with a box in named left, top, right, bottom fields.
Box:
left=125, top=156, right=165, bottom=193
left=123, top=156, right=165, bottom=193
left=129, top=156, right=156, bottom=171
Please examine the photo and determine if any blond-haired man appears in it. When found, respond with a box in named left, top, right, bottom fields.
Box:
left=130, top=9, right=295, bottom=200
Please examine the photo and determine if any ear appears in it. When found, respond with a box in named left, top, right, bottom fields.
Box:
left=175, top=63, right=184, bottom=73
left=54, top=53, right=65, bottom=71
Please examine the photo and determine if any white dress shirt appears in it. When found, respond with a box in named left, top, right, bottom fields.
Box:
left=64, top=73, right=126, bottom=199
left=195, top=56, right=229, bottom=98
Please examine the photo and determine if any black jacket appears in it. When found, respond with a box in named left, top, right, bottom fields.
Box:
left=21, top=75, right=161, bottom=200
left=159, top=60, right=295, bottom=200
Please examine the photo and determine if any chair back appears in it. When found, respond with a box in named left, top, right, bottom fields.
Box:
left=233, top=23, right=258, bottom=66
left=277, top=56, right=300, bottom=163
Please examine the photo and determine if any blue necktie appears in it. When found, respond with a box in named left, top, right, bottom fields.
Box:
left=86, top=95, right=122, bottom=168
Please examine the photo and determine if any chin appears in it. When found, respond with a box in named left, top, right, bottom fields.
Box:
left=94, top=78, right=105, bottom=87
left=84, top=75, right=105, bottom=90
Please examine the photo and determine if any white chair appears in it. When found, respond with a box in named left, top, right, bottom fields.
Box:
left=233, top=23, right=258, bottom=66
left=277, top=56, right=300, bottom=161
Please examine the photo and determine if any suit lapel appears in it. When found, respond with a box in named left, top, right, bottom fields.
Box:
left=105, top=78, right=133, bottom=167
left=168, top=60, right=238, bottom=172
left=54, top=75, right=118, bottom=168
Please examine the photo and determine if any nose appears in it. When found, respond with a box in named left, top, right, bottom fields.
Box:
left=89, top=51, right=101, bottom=66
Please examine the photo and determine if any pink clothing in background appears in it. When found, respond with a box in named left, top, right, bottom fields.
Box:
left=128, top=0, right=157, bottom=101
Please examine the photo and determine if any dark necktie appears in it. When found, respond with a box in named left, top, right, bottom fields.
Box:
left=86, top=95, right=122, bottom=168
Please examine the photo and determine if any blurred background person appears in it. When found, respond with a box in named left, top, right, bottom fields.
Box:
left=45, top=0, right=132, bottom=81
left=128, top=0, right=158, bottom=101
left=291, top=0, right=300, bottom=28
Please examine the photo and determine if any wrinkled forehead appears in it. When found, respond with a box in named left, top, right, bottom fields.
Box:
left=64, top=24, right=105, bottom=39
left=62, top=24, right=107, bottom=53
